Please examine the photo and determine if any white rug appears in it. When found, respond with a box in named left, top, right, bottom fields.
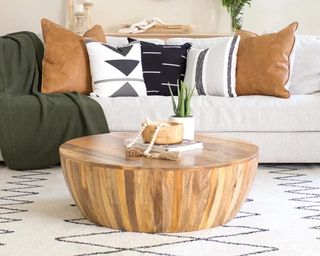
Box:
left=0, top=164, right=320, bottom=256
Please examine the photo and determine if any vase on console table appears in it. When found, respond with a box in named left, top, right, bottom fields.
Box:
left=168, top=81, right=195, bottom=140
left=230, top=6, right=244, bottom=31
left=220, top=0, right=251, bottom=31
left=73, top=4, right=86, bottom=34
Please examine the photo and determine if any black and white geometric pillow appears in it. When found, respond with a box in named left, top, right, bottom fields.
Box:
left=86, top=40, right=147, bottom=97
left=184, top=36, right=240, bottom=97
left=129, top=38, right=191, bottom=96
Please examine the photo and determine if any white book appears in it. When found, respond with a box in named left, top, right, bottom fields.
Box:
left=124, top=138, right=203, bottom=153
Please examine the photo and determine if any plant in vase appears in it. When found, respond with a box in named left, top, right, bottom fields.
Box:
left=220, top=0, right=252, bottom=31
left=168, top=81, right=195, bottom=140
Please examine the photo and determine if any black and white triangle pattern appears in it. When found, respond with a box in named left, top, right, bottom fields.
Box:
left=1, top=164, right=320, bottom=255
left=86, top=40, right=147, bottom=97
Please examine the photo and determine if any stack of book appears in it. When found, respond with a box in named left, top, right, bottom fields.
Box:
left=124, top=138, right=203, bottom=153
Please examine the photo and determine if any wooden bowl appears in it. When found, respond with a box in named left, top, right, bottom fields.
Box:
left=142, top=121, right=183, bottom=145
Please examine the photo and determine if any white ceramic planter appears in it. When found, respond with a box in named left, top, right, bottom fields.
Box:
left=169, top=116, right=194, bottom=140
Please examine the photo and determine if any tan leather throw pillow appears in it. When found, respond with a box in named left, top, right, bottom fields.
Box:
left=41, top=19, right=106, bottom=94
left=236, top=22, right=298, bottom=98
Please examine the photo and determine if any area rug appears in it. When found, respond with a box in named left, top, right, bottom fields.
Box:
left=0, top=164, right=320, bottom=256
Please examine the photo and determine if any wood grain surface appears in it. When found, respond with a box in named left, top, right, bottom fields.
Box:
left=142, top=122, right=183, bottom=145
left=60, top=132, right=259, bottom=233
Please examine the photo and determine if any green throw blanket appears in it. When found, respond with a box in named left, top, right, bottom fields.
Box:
left=0, top=32, right=109, bottom=170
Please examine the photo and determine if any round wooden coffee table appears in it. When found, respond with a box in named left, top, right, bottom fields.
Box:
left=60, top=132, right=258, bottom=233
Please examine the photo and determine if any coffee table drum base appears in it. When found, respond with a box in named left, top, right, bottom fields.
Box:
left=61, top=156, right=258, bottom=233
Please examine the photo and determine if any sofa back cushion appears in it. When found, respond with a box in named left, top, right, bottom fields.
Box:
left=41, top=19, right=106, bottom=94
left=290, top=36, right=320, bottom=95
left=236, top=22, right=298, bottom=98
left=184, top=36, right=240, bottom=97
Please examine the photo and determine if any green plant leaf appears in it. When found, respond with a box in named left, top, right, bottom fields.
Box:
left=185, top=98, right=191, bottom=117
left=168, top=80, right=194, bottom=117
left=168, top=83, right=177, bottom=116
left=220, top=0, right=251, bottom=29
left=179, top=84, right=186, bottom=117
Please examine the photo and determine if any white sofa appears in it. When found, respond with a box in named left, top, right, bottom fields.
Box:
left=1, top=35, right=319, bottom=163
left=91, top=35, right=320, bottom=163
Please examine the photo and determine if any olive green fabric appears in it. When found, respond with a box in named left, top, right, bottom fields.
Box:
left=0, top=32, right=109, bottom=170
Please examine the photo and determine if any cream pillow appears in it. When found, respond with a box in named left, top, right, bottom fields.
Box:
left=184, top=36, right=240, bottom=97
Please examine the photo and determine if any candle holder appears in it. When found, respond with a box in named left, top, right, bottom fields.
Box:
left=66, top=0, right=95, bottom=34
left=84, top=2, right=94, bottom=29
left=73, top=11, right=86, bottom=35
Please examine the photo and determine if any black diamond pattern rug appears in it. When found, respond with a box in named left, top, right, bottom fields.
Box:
left=0, top=164, right=320, bottom=255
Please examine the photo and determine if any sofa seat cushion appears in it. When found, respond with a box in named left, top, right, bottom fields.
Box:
left=91, top=93, right=320, bottom=132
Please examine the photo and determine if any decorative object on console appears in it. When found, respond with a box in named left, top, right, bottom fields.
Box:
left=119, top=17, right=193, bottom=34
left=120, top=18, right=165, bottom=34
left=128, top=38, right=191, bottom=95
left=41, top=19, right=106, bottom=94
left=73, top=3, right=86, bottom=35
left=220, top=0, right=251, bottom=31
left=184, top=35, right=240, bottom=97
left=142, top=24, right=193, bottom=34
left=236, top=22, right=298, bottom=98
left=84, top=0, right=94, bottom=29
left=169, top=81, right=195, bottom=140
left=66, top=0, right=94, bottom=34
left=86, top=40, right=147, bottom=97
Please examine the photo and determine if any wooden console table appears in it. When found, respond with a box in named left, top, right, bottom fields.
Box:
left=106, top=33, right=229, bottom=39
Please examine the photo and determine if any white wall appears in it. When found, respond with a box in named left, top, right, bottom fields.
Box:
left=1, top=0, right=320, bottom=35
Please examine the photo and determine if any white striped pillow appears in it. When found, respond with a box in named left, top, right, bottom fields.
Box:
left=184, top=36, right=240, bottom=97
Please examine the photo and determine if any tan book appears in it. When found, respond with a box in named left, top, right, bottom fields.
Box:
left=124, top=138, right=203, bottom=153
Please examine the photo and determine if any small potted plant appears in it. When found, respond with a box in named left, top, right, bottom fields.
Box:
left=168, top=81, right=195, bottom=140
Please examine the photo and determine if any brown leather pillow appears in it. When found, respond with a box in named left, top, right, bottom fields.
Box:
left=236, top=22, right=298, bottom=98
left=41, top=19, right=106, bottom=94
